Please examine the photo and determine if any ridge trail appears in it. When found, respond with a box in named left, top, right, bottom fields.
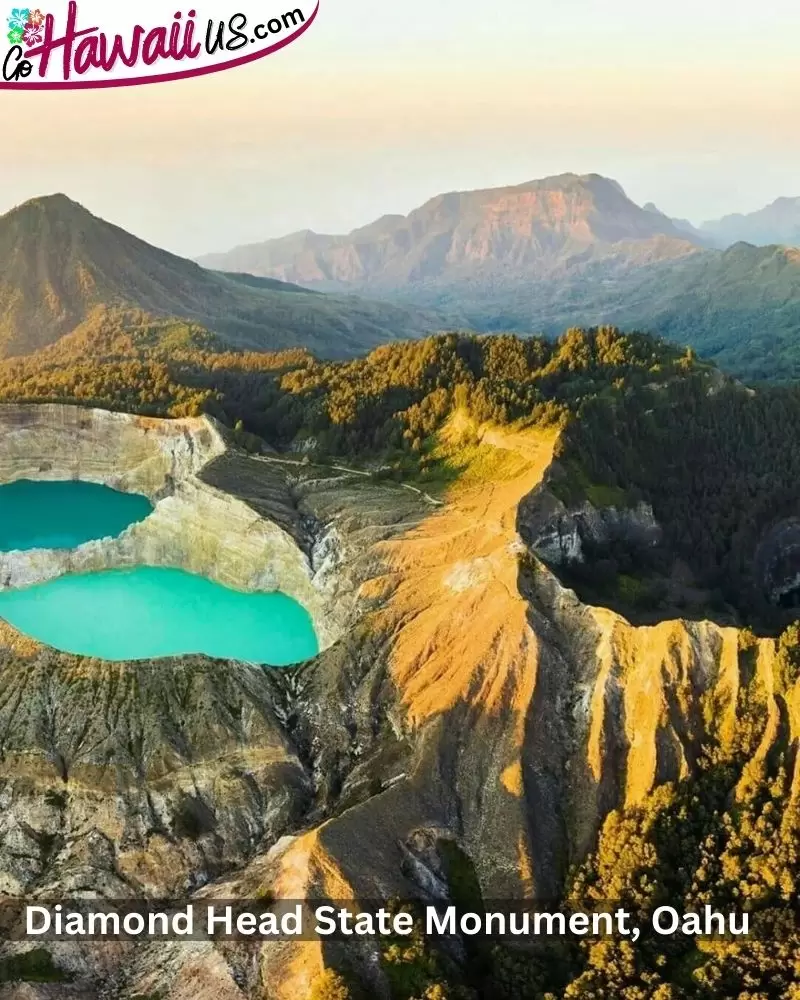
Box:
left=251, top=453, right=445, bottom=507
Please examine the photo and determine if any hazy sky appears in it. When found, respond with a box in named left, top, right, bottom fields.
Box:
left=2, top=0, right=800, bottom=255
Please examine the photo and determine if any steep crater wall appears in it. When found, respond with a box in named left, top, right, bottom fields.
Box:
left=0, top=404, right=340, bottom=648
left=519, top=458, right=747, bottom=626
left=521, top=488, right=661, bottom=568
left=1, top=417, right=796, bottom=999
left=754, top=517, right=800, bottom=608
left=0, top=407, right=429, bottom=915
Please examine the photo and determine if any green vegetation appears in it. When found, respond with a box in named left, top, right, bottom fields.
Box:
left=8, top=186, right=800, bottom=383
left=0, top=306, right=310, bottom=419
left=4, top=303, right=800, bottom=996
left=379, top=903, right=476, bottom=1000
left=309, top=969, right=355, bottom=1000
left=554, top=372, right=800, bottom=629
left=364, top=626, right=800, bottom=998
left=420, top=242, right=800, bottom=385
left=198, top=172, right=800, bottom=384
left=0, top=314, right=698, bottom=474
left=607, top=242, right=800, bottom=384
left=4, top=314, right=797, bottom=630
left=0, top=948, right=71, bottom=984
left=0, top=194, right=433, bottom=360
left=560, top=645, right=800, bottom=999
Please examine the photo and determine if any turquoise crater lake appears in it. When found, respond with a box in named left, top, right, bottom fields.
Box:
left=0, top=567, right=319, bottom=665
left=0, top=479, right=153, bottom=550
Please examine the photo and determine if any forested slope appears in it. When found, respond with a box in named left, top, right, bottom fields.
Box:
left=0, top=195, right=437, bottom=359
left=3, top=322, right=800, bottom=998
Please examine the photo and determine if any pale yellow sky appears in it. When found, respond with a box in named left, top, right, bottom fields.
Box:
left=2, top=0, right=800, bottom=255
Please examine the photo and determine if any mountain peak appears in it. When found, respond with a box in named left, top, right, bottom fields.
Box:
left=701, top=195, right=800, bottom=247
left=513, top=172, right=628, bottom=197
left=24, top=191, right=79, bottom=205
left=3, top=193, right=101, bottom=240
left=10, top=192, right=89, bottom=216
left=197, top=171, right=701, bottom=287
left=0, top=196, right=435, bottom=360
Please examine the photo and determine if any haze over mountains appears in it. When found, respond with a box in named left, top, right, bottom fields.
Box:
left=638, top=200, right=800, bottom=249
left=200, top=175, right=800, bottom=283
left=699, top=196, right=800, bottom=248
left=6, top=179, right=800, bottom=383
left=199, top=173, right=800, bottom=381
left=0, top=194, right=438, bottom=360
left=198, top=173, right=702, bottom=287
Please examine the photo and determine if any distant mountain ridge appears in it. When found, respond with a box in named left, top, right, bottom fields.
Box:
left=642, top=202, right=712, bottom=246
left=644, top=194, right=800, bottom=249
left=198, top=173, right=702, bottom=288
left=8, top=183, right=800, bottom=383
left=0, top=194, right=439, bottom=359
left=197, top=173, right=800, bottom=382
left=510, top=240, right=800, bottom=382
left=700, top=196, right=800, bottom=248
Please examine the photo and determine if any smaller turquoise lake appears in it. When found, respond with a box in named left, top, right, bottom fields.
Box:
left=0, top=479, right=153, bottom=550
left=0, top=567, right=319, bottom=665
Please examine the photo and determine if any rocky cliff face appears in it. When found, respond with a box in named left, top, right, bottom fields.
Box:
left=520, top=489, right=661, bottom=568
left=198, top=173, right=701, bottom=290
left=0, top=404, right=345, bottom=646
left=108, top=421, right=795, bottom=1000
left=754, top=516, right=800, bottom=606
left=0, top=405, right=427, bottom=944
left=0, top=406, right=793, bottom=999
left=0, top=403, right=224, bottom=493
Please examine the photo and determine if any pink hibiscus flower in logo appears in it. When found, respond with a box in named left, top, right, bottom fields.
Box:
left=22, top=19, right=42, bottom=45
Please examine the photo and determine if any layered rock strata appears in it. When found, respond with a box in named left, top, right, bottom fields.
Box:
left=0, top=404, right=340, bottom=647
left=0, top=407, right=794, bottom=999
